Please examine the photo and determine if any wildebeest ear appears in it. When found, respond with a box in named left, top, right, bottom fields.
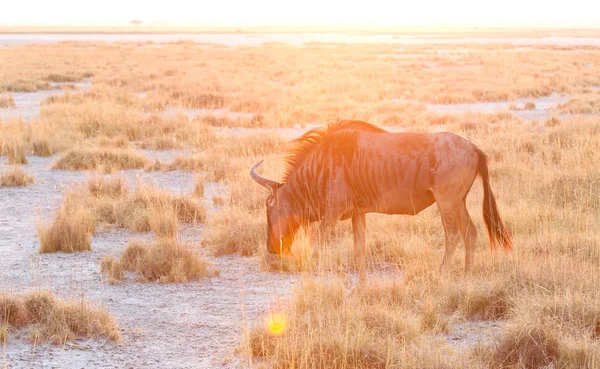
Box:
left=250, top=160, right=283, bottom=192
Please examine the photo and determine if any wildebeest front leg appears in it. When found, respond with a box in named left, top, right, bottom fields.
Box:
left=312, top=207, right=345, bottom=264
left=352, top=214, right=367, bottom=283
left=315, top=205, right=345, bottom=243
left=313, top=215, right=337, bottom=257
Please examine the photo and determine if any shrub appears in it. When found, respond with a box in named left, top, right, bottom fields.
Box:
left=38, top=206, right=95, bottom=253
left=0, top=290, right=120, bottom=345
left=1, top=137, right=28, bottom=165
left=100, top=257, right=125, bottom=284
left=108, top=240, right=218, bottom=283
left=0, top=167, right=34, bottom=187
left=205, top=206, right=263, bottom=256
left=51, top=148, right=149, bottom=171
left=493, top=323, right=559, bottom=369
left=0, top=95, right=16, bottom=108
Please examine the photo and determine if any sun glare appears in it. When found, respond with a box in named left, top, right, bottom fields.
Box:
left=266, top=313, right=287, bottom=336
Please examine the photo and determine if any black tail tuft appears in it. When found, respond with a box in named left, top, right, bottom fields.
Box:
left=476, top=148, right=512, bottom=252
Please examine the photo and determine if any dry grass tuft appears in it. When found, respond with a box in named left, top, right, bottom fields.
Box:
left=38, top=178, right=205, bottom=249
left=31, top=138, right=54, bottom=157
left=100, top=256, right=125, bottom=284
left=557, top=337, right=600, bottom=368
left=164, top=155, right=207, bottom=172
left=87, top=174, right=127, bottom=197
left=0, top=324, right=7, bottom=344
left=545, top=115, right=561, bottom=127
left=38, top=206, right=95, bottom=253
left=148, top=203, right=178, bottom=240
left=0, top=290, right=120, bottom=345
left=559, top=94, right=600, bottom=114
left=245, top=276, right=466, bottom=368
left=539, top=173, right=600, bottom=209
left=0, top=94, right=16, bottom=108
left=108, top=239, right=217, bottom=283
left=115, top=187, right=206, bottom=231
left=443, top=279, right=511, bottom=320
left=0, top=166, right=34, bottom=187
left=115, top=184, right=206, bottom=231
left=420, top=301, right=451, bottom=334
left=23, top=291, right=56, bottom=324
left=205, top=206, right=263, bottom=256
left=1, top=137, right=28, bottom=164
left=44, top=73, right=82, bottom=83
left=171, top=195, right=206, bottom=223
left=51, top=148, right=149, bottom=171
left=0, top=294, right=27, bottom=327
left=492, top=323, right=559, bottom=369
left=193, top=174, right=204, bottom=197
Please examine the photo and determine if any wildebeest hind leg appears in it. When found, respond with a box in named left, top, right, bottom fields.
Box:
left=437, top=204, right=461, bottom=271
left=456, top=201, right=477, bottom=274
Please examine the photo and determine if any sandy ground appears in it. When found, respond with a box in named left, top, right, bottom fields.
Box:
left=0, top=156, right=297, bottom=368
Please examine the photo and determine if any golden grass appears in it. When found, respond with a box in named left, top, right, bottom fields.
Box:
left=491, top=322, right=559, bottom=368
left=100, top=256, right=125, bottom=284
left=87, top=174, right=127, bottom=197
left=245, top=276, right=475, bottom=369
left=0, top=94, right=16, bottom=108
left=51, top=147, right=149, bottom=171
left=193, top=174, right=205, bottom=197
left=213, top=196, right=225, bottom=206
left=205, top=206, right=264, bottom=256
left=559, top=94, right=600, bottom=114
left=1, top=136, right=28, bottom=164
left=2, top=40, right=600, bottom=366
left=37, top=176, right=206, bottom=252
left=44, top=73, right=84, bottom=83
left=0, top=290, right=120, bottom=345
left=0, top=166, right=34, bottom=187
left=31, top=138, right=54, bottom=157
left=105, top=239, right=218, bottom=283
left=2, top=41, right=599, bottom=134
left=38, top=205, right=95, bottom=253
left=0, top=324, right=7, bottom=344
left=113, top=185, right=206, bottom=231
left=148, top=203, right=179, bottom=240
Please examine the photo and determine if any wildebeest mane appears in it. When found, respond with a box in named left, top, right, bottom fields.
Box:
left=282, top=120, right=386, bottom=182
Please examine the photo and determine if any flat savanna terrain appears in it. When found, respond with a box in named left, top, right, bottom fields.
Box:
left=1, top=34, right=600, bottom=368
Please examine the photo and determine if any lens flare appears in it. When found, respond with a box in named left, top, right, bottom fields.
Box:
left=266, top=313, right=287, bottom=335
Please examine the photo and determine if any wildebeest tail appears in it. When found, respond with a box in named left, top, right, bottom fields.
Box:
left=476, top=148, right=512, bottom=252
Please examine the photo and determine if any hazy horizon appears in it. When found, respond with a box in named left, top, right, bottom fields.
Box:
left=2, top=0, right=600, bottom=28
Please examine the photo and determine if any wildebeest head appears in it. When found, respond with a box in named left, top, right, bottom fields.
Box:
left=250, top=160, right=300, bottom=255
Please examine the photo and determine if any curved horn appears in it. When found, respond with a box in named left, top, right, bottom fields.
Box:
left=250, top=160, right=282, bottom=191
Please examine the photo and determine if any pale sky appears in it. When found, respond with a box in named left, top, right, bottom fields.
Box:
left=1, top=0, right=599, bottom=27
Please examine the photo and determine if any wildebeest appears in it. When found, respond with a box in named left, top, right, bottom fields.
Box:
left=250, top=120, right=512, bottom=280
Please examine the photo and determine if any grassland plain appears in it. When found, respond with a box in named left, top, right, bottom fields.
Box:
left=1, top=38, right=600, bottom=368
